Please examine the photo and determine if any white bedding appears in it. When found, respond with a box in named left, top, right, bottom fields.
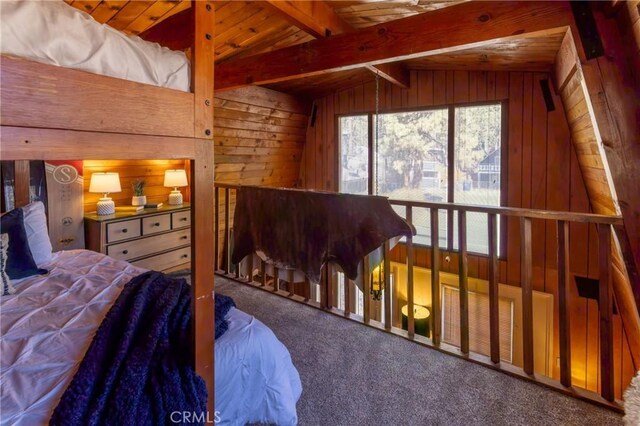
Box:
left=216, top=308, right=302, bottom=426
left=0, top=0, right=191, bottom=91
left=0, top=250, right=301, bottom=425
left=0, top=250, right=145, bottom=426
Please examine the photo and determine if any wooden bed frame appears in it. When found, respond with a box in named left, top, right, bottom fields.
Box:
left=0, top=1, right=216, bottom=414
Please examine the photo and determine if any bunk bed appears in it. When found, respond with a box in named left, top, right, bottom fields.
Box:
left=1, top=1, right=301, bottom=424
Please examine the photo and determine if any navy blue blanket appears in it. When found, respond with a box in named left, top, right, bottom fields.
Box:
left=50, top=271, right=208, bottom=426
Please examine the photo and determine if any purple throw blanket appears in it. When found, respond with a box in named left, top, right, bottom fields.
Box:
left=50, top=271, right=208, bottom=426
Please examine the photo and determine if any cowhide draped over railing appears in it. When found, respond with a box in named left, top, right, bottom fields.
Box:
left=230, top=185, right=414, bottom=283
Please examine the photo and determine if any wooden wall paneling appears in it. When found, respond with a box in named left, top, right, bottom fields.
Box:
left=213, top=86, right=308, bottom=188
left=83, top=160, right=189, bottom=212
left=506, top=72, right=523, bottom=286
left=531, top=73, right=548, bottom=292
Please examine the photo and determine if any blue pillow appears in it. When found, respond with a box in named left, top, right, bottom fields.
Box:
left=0, top=208, right=47, bottom=280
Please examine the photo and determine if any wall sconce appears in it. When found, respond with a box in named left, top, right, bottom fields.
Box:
left=163, top=169, right=188, bottom=205
left=89, top=172, right=121, bottom=215
left=371, top=263, right=384, bottom=301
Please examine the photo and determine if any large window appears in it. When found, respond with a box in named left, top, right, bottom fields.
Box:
left=339, top=103, right=502, bottom=254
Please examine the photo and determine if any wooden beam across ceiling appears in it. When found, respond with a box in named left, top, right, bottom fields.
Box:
left=262, top=0, right=409, bottom=88
left=262, top=0, right=352, bottom=38
left=215, top=1, right=573, bottom=90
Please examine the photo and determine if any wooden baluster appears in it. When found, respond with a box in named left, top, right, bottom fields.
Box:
left=598, top=224, right=614, bottom=401
left=235, top=259, right=241, bottom=279
left=214, top=186, right=219, bottom=271
left=224, top=187, right=231, bottom=274
left=344, top=276, right=351, bottom=317
left=260, top=260, right=267, bottom=287
left=521, top=217, right=534, bottom=375
left=363, top=255, right=371, bottom=324
left=488, top=213, right=500, bottom=364
left=326, top=263, right=333, bottom=309
left=320, top=265, right=328, bottom=309
left=406, top=206, right=415, bottom=338
left=288, top=269, right=294, bottom=297
left=557, top=220, right=571, bottom=387
left=304, top=276, right=311, bottom=302
left=458, top=210, right=469, bottom=355
left=431, top=208, right=441, bottom=345
left=383, top=241, right=391, bottom=331
left=274, top=267, right=280, bottom=292
left=246, top=254, right=254, bottom=283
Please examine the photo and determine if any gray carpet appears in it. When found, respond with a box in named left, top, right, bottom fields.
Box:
left=214, top=276, right=622, bottom=426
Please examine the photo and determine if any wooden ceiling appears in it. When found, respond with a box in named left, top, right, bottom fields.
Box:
left=65, top=0, right=568, bottom=98
left=403, top=29, right=567, bottom=72
left=326, top=0, right=469, bottom=28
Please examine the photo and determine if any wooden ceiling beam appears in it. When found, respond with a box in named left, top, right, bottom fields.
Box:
left=262, top=0, right=352, bottom=38
left=216, top=1, right=572, bottom=90
left=261, top=0, right=409, bottom=88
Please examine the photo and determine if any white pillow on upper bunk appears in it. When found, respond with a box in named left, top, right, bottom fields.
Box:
left=22, top=201, right=53, bottom=267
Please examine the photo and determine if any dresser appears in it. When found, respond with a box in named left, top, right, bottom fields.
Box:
left=84, top=203, right=191, bottom=272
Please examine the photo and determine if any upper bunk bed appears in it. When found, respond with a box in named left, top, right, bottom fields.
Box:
left=0, top=0, right=206, bottom=140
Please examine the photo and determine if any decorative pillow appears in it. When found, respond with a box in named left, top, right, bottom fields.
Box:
left=0, top=208, right=47, bottom=280
left=0, top=233, right=15, bottom=295
left=22, top=201, right=53, bottom=267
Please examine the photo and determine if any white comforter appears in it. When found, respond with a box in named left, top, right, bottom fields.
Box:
left=0, top=0, right=190, bottom=91
left=0, top=250, right=301, bottom=425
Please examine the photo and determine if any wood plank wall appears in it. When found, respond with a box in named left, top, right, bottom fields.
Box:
left=83, top=159, right=189, bottom=212
left=299, top=69, right=634, bottom=398
left=213, top=86, right=307, bottom=187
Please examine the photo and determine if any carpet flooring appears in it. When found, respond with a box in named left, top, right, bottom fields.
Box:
left=214, top=276, right=622, bottom=426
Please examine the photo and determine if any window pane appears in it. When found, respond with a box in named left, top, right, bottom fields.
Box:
left=339, top=115, right=369, bottom=195
left=374, top=109, right=449, bottom=247
left=454, top=104, right=502, bottom=254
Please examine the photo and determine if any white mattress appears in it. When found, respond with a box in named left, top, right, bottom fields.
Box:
left=0, top=0, right=190, bottom=91
left=0, top=250, right=302, bottom=425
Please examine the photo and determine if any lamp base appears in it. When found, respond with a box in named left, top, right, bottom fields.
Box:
left=96, top=197, right=115, bottom=215
left=168, top=190, right=183, bottom=205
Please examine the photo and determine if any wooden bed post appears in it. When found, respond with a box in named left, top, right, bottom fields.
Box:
left=191, top=0, right=215, bottom=415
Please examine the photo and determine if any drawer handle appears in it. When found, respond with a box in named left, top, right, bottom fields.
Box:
left=122, top=228, right=128, bottom=233
left=153, top=222, right=161, bottom=227
left=181, top=254, right=188, bottom=259
left=180, top=218, right=188, bottom=222
left=180, top=236, right=188, bottom=240
left=122, top=250, right=129, bottom=255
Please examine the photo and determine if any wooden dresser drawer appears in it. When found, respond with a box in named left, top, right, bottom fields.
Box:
left=107, top=228, right=191, bottom=261
left=172, top=211, right=191, bottom=229
left=106, top=219, right=141, bottom=243
left=132, top=247, right=191, bottom=271
left=142, top=214, right=171, bottom=235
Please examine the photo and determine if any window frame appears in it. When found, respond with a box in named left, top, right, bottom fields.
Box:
left=337, top=100, right=508, bottom=258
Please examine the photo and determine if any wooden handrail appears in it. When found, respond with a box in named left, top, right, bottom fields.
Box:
left=214, top=183, right=626, bottom=408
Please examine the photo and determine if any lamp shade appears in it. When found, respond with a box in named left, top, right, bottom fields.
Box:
left=89, top=172, right=121, bottom=193
left=163, top=170, right=188, bottom=188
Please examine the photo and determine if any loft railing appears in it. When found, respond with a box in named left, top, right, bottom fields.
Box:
left=214, top=183, right=625, bottom=410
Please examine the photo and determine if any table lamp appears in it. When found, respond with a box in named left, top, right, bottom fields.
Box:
left=164, top=169, right=188, bottom=205
left=89, top=172, right=121, bottom=215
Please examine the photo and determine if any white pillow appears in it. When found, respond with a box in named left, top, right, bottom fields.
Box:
left=21, top=201, right=53, bottom=267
